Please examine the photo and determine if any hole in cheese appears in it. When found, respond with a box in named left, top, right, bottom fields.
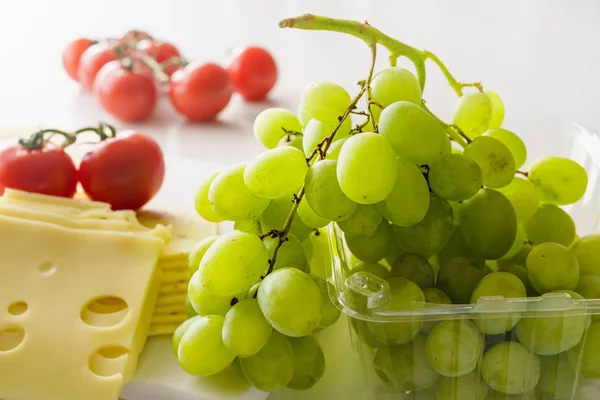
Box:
left=8, top=301, right=28, bottom=316
left=0, top=325, right=25, bottom=352
left=38, top=261, right=56, bottom=275
left=81, top=296, right=129, bottom=328
left=88, top=345, right=130, bottom=377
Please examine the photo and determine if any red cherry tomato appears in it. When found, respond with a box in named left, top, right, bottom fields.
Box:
left=78, top=131, right=165, bottom=210
left=94, top=60, right=158, bottom=122
left=62, top=38, right=96, bottom=82
left=227, top=46, right=277, bottom=101
left=78, top=42, right=118, bottom=91
left=137, top=40, right=181, bottom=76
left=0, top=144, right=77, bottom=197
left=169, top=63, right=233, bottom=121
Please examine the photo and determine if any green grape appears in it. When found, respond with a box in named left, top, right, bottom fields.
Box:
left=485, top=90, right=505, bottom=129
left=524, top=204, right=575, bottom=247
left=497, top=263, right=535, bottom=296
left=437, top=257, right=487, bottom=304
left=305, top=160, right=357, bottom=221
left=188, top=235, right=219, bottom=271
left=337, top=204, right=382, bottom=236
left=297, top=200, right=330, bottom=229
left=208, top=163, right=270, bottom=221
left=437, top=229, right=486, bottom=269
left=298, top=81, right=352, bottom=125
left=264, top=234, right=308, bottom=272
left=188, top=270, right=244, bottom=316
left=379, top=101, right=451, bottom=165
left=194, top=171, right=225, bottom=222
left=426, top=319, right=484, bottom=377
left=470, top=272, right=527, bottom=334
left=480, top=342, right=540, bottom=395
left=516, top=290, right=589, bottom=355
left=528, top=156, right=588, bottom=205
left=538, top=352, right=577, bottom=399
left=260, top=196, right=312, bottom=241
left=483, top=128, right=527, bottom=169
left=394, top=194, right=454, bottom=257
left=463, top=136, right=515, bottom=188
left=571, top=234, right=600, bottom=276
left=244, top=147, right=308, bottom=199
left=374, top=333, right=440, bottom=391
left=390, top=252, right=435, bottom=289
left=429, top=154, right=483, bottom=201
left=240, top=331, right=294, bottom=391
left=336, top=132, right=398, bottom=204
left=307, top=228, right=331, bottom=280
left=370, top=67, right=422, bottom=107
left=233, top=218, right=262, bottom=235
left=178, top=315, right=236, bottom=376
left=377, top=156, right=430, bottom=226
left=452, top=92, right=493, bottom=138
left=277, top=133, right=303, bottom=151
left=485, top=390, right=542, bottom=400
left=567, top=321, right=600, bottom=379
left=351, top=261, right=392, bottom=280
left=407, top=386, right=438, bottom=400
left=526, top=242, right=579, bottom=293
left=325, top=137, right=346, bottom=160
left=309, top=274, right=341, bottom=329
left=287, top=336, right=326, bottom=390
left=253, top=107, right=302, bottom=149
left=421, top=287, right=452, bottom=334
left=257, top=268, right=322, bottom=337
left=222, top=298, right=272, bottom=357
left=437, top=371, right=489, bottom=400
left=346, top=220, right=392, bottom=263
left=460, top=189, right=517, bottom=259
left=185, top=295, right=198, bottom=317
left=198, top=230, right=268, bottom=296
left=302, top=118, right=351, bottom=156
left=368, top=277, right=425, bottom=345
left=172, top=316, right=201, bottom=355
left=497, top=178, right=540, bottom=222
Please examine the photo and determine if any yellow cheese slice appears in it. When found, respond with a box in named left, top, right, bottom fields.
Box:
left=147, top=323, right=181, bottom=336
left=4, top=188, right=111, bottom=210
left=153, top=303, right=187, bottom=316
left=151, top=313, right=187, bottom=325
left=161, top=268, right=192, bottom=284
left=158, top=281, right=189, bottom=295
left=158, top=257, right=190, bottom=270
left=156, top=293, right=187, bottom=307
left=0, top=214, right=163, bottom=400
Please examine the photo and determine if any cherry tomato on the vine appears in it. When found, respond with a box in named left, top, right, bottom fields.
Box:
left=169, top=63, right=234, bottom=121
left=62, top=38, right=96, bottom=82
left=78, top=131, right=165, bottom=210
left=137, top=40, right=181, bottom=76
left=0, top=144, right=77, bottom=197
left=78, top=42, right=118, bottom=91
left=94, top=60, right=158, bottom=122
left=228, top=46, right=277, bottom=101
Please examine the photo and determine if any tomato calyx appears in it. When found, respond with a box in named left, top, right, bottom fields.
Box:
left=17, top=123, right=117, bottom=151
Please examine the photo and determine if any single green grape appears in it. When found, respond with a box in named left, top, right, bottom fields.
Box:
left=524, top=204, right=575, bottom=247
left=485, top=90, right=505, bottom=129
left=452, top=92, right=493, bottom=138
left=337, top=204, right=382, bottom=236
left=571, top=234, right=600, bottom=276
left=390, top=252, right=435, bottom=289
left=538, top=352, right=577, bottom=399
left=188, top=270, right=244, bottom=316
left=351, top=261, right=392, bottom=280
left=222, top=298, right=272, bottom=357
left=437, top=371, right=489, bottom=400
left=257, top=268, right=322, bottom=337
left=460, top=188, right=517, bottom=259
left=379, top=101, right=451, bottom=165
left=482, top=128, right=526, bottom=169
left=188, top=235, right=219, bottom=271
left=244, top=147, right=308, bottom=199
left=198, top=230, right=268, bottom=296
left=277, top=133, right=303, bottom=151
left=346, top=220, right=393, bottom=263
left=253, top=107, right=302, bottom=149
left=239, top=331, right=294, bottom=392
left=497, top=263, right=535, bottom=296
left=480, top=342, right=540, bottom=395
left=298, top=81, right=352, bottom=125
left=377, top=155, right=430, bottom=226
left=567, top=321, right=600, bottom=379
left=302, top=118, right=351, bottom=156
left=194, top=170, right=225, bottom=223
left=429, top=154, right=483, bottom=201
left=394, top=194, right=454, bottom=257
left=463, top=136, right=515, bottom=189
left=172, top=316, right=201, bottom=356
left=304, top=160, right=357, bottom=221
left=309, top=274, right=341, bottom=329
left=528, top=156, right=588, bottom=205
left=287, top=336, right=326, bottom=390
left=526, top=242, right=579, bottom=293
left=425, top=319, right=484, bottom=377
left=370, top=67, right=422, bottom=107
left=437, top=257, right=487, bottom=304
left=497, top=178, right=540, bottom=222
left=499, top=224, right=526, bottom=261
left=516, top=290, right=589, bottom=355
left=336, top=132, right=398, bottom=204
left=297, top=200, right=330, bottom=229
left=233, top=218, right=262, bottom=235
left=208, top=163, right=270, bottom=221
left=325, top=137, right=346, bottom=160
left=260, top=196, right=312, bottom=241
left=263, top=234, right=308, bottom=272
left=421, top=287, right=452, bottom=334
left=178, top=315, right=236, bottom=376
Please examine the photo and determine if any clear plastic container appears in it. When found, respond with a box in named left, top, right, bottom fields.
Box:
left=326, top=121, right=600, bottom=399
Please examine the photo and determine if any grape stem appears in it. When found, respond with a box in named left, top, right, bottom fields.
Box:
left=516, top=170, right=529, bottom=177
left=421, top=99, right=470, bottom=148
